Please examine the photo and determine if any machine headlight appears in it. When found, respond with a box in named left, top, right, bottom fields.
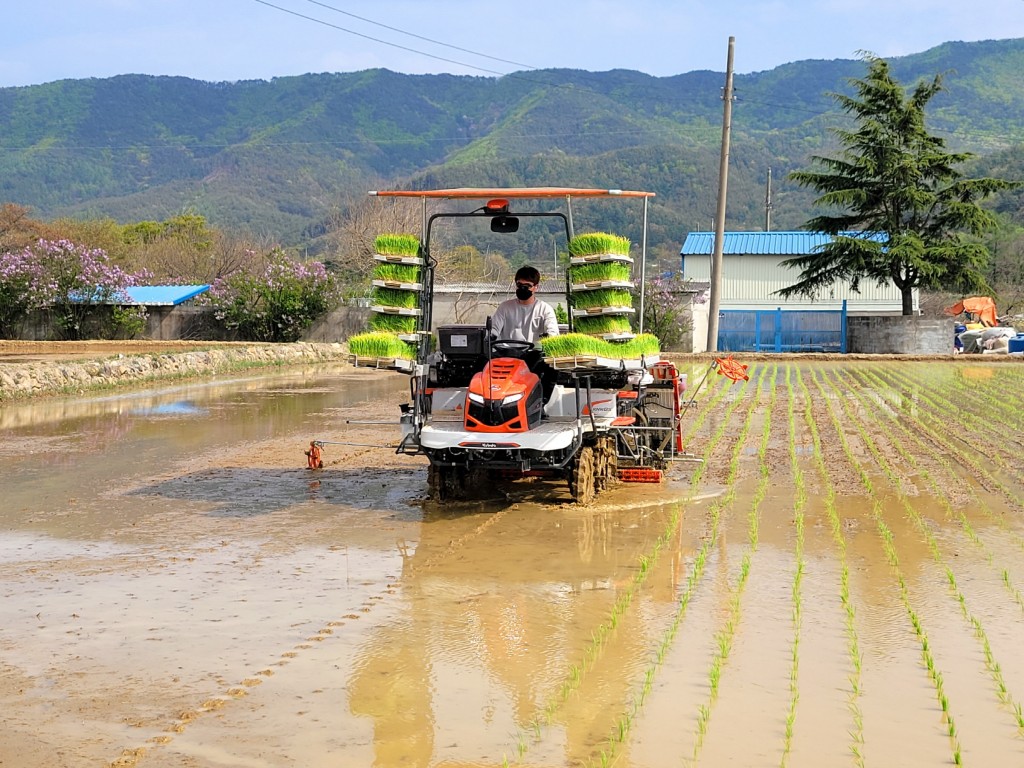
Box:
left=501, top=392, right=523, bottom=405
left=467, top=392, right=485, bottom=404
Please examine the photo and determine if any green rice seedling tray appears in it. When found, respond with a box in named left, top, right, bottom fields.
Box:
left=348, top=355, right=416, bottom=373
left=574, top=315, right=633, bottom=335
left=570, top=279, right=635, bottom=292
left=546, top=353, right=661, bottom=371
left=371, top=279, right=424, bottom=291
left=368, top=313, right=418, bottom=334
left=374, top=253, right=423, bottom=266
left=370, top=305, right=423, bottom=316
left=572, top=306, right=636, bottom=317
left=597, top=332, right=636, bottom=341
left=569, top=253, right=634, bottom=266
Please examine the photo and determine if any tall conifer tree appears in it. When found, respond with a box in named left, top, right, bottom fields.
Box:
left=781, top=56, right=1018, bottom=314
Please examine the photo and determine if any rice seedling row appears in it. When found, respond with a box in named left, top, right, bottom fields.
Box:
left=864, top=367, right=1024, bottom=514
left=876, top=366, right=1024, bottom=485
left=928, top=364, right=1024, bottom=432
left=843, top=366, right=1024, bottom=610
left=578, top=365, right=770, bottom=768
left=780, top=365, right=806, bottom=768
left=826, top=368, right=1024, bottom=732
left=884, top=365, right=1024, bottom=465
left=501, top=369, right=737, bottom=766
left=950, top=368, right=1024, bottom=428
left=793, top=366, right=865, bottom=767
left=811, top=367, right=965, bottom=764
left=688, top=365, right=777, bottom=766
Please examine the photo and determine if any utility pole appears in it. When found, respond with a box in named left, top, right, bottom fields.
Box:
left=765, top=167, right=773, bottom=232
left=706, top=36, right=735, bottom=354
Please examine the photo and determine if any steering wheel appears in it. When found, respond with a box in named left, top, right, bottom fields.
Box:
left=491, top=338, right=535, bottom=359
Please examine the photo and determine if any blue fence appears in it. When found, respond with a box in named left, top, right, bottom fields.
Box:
left=718, top=301, right=847, bottom=353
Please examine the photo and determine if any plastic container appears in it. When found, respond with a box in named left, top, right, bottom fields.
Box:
left=1008, top=334, right=1024, bottom=354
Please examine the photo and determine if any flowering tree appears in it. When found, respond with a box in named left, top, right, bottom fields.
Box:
left=0, top=239, right=150, bottom=339
left=642, top=273, right=702, bottom=351
left=206, top=249, right=339, bottom=342
left=0, top=248, right=40, bottom=336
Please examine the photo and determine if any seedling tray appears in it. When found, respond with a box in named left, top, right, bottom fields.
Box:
left=570, top=279, right=635, bottom=291
left=370, top=305, right=423, bottom=316
left=348, top=355, right=416, bottom=373
left=371, top=279, right=424, bottom=291
left=546, top=353, right=661, bottom=371
left=569, top=253, right=634, bottom=266
left=572, top=306, right=636, bottom=317
left=373, top=253, right=423, bottom=266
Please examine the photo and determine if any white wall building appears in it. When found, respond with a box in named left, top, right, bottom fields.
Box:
left=681, top=231, right=917, bottom=314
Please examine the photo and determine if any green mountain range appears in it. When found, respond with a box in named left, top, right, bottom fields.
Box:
left=2, top=38, right=1023, bottom=259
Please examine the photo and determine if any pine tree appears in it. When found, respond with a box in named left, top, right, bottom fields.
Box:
left=779, top=56, right=1019, bottom=314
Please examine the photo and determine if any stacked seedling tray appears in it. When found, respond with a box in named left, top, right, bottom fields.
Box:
left=347, top=234, right=424, bottom=372
left=551, top=232, right=660, bottom=369
left=567, top=232, right=636, bottom=341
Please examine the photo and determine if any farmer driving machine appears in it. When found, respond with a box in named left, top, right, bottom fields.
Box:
left=315, top=187, right=729, bottom=503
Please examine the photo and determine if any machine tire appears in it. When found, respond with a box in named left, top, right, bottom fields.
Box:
left=427, top=464, right=469, bottom=501
left=569, top=446, right=596, bottom=504
left=595, top=436, right=617, bottom=492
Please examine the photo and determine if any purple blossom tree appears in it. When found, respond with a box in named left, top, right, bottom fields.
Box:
left=0, top=239, right=151, bottom=339
left=642, top=273, right=702, bottom=351
left=206, top=248, right=338, bottom=342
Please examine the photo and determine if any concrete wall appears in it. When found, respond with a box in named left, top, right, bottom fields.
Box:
left=302, top=305, right=372, bottom=342
left=847, top=315, right=952, bottom=354
left=690, top=304, right=710, bottom=353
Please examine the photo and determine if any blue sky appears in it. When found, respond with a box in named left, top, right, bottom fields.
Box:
left=4, top=0, right=1024, bottom=87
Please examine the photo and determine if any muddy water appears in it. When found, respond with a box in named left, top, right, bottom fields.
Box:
left=2, top=360, right=1024, bottom=767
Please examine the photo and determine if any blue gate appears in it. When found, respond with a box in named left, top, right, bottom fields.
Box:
left=718, top=301, right=847, bottom=353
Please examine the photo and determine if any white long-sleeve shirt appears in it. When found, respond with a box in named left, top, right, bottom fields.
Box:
left=490, top=299, right=559, bottom=343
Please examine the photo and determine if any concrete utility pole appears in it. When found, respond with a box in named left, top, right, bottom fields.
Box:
left=765, top=167, right=773, bottom=232
left=706, top=36, right=735, bottom=354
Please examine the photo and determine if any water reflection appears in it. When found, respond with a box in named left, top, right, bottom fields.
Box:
left=129, top=400, right=207, bottom=417
left=348, top=502, right=687, bottom=767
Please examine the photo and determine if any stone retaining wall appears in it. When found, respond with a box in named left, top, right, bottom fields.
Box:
left=0, top=342, right=349, bottom=401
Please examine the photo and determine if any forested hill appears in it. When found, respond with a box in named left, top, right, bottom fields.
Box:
left=1, top=37, right=1023, bottom=256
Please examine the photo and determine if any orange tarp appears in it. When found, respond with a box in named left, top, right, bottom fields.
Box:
left=945, top=296, right=998, bottom=327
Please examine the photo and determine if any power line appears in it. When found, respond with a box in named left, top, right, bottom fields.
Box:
left=249, top=0, right=509, bottom=77
left=302, top=0, right=537, bottom=71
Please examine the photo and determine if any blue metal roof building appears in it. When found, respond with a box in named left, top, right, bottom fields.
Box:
left=679, top=230, right=912, bottom=314
left=123, top=285, right=210, bottom=306
left=683, top=231, right=846, bottom=256
left=681, top=230, right=886, bottom=256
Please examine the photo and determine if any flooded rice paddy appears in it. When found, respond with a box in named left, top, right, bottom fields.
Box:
left=1, top=360, right=1024, bottom=767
